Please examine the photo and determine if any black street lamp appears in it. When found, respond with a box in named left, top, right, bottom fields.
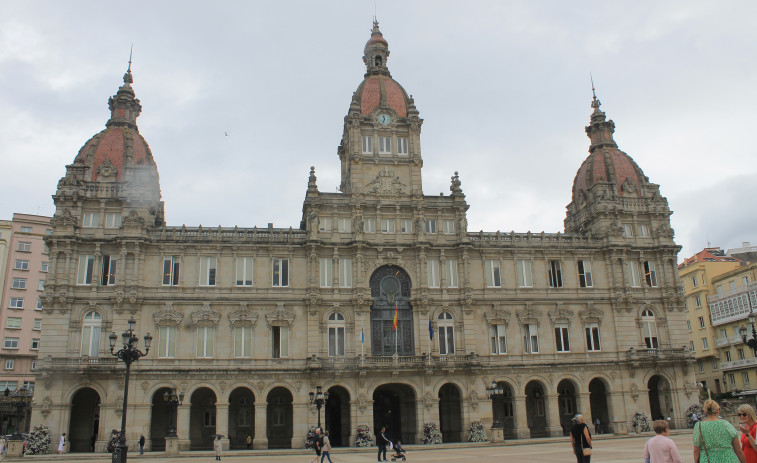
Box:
left=308, top=386, right=329, bottom=429
left=740, top=313, right=757, bottom=355
left=162, top=386, right=184, bottom=438
left=485, top=381, right=504, bottom=428
left=8, top=388, right=33, bottom=439
left=109, top=317, right=152, bottom=463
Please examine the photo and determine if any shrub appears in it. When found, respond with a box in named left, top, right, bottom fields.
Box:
left=305, top=425, right=318, bottom=449
left=632, top=412, right=651, bottom=432
left=354, top=424, right=374, bottom=447
left=25, top=424, right=52, bottom=455
left=686, top=403, right=705, bottom=428
left=422, top=422, right=442, bottom=444
left=467, top=420, right=488, bottom=442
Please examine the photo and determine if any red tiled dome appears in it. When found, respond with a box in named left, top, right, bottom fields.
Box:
left=75, top=126, right=155, bottom=181
left=572, top=148, right=644, bottom=201
left=356, top=75, right=409, bottom=118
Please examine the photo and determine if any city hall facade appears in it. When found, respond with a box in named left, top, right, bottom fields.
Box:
left=32, top=22, right=695, bottom=452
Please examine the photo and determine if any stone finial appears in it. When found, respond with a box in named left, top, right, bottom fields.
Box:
left=450, top=171, right=464, bottom=197
left=307, top=166, right=318, bottom=192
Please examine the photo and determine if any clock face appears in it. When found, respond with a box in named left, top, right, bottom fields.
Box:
left=378, top=114, right=391, bottom=125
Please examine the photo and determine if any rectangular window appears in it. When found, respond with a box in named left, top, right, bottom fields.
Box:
left=438, top=324, right=455, bottom=355
left=687, top=320, right=692, bottom=331
left=234, top=326, right=252, bottom=358
left=38, top=280, right=44, bottom=291
left=3, top=338, right=19, bottom=349
left=199, top=257, right=217, bottom=286
left=628, top=261, right=640, bottom=287
left=490, top=325, right=507, bottom=355
left=11, top=278, right=26, bottom=289
left=337, top=218, right=352, bottom=233
left=744, top=276, right=750, bottom=286
left=702, top=337, right=709, bottom=349
left=446, top=259, right=458, bottom=288
left=555, top=324, right=570, bottom=352
left=20, top=226, right=32, bottom=233
left=516, top=259, right=533, bottom=287
left=692, top=276, right=699, bottom=288
left=585, top=323, right=601, bottom=351
left=158, top=326, right=177, bottom=358
left=320, top=258, right=333, bottom=288
left=400, top=219, right=413, bottom=234
left=319, top=217, right=332, bottom=232
left=361, top=136, right=373, bottom=154
left=77, top=255, right=95, bottom=285
left=196, top=326, right=215, bottom=358
left=14, top=259, right=29, bottom=270
left=31, top=360, right=37, bottom=370
left=339, top=258, right=352, bottom=288
left=105, top=213, right=122, bottom=228
left=9, top=298, right=23, bottom=309
left=729, top=281, right=736, bottom=290
left=716, top=285, right=724, bottom=294
left=443, top=220, right=455, bottom=234
left=729, top=374, right=736, bottom=386
left=698, top=316, right=705, bottom=329
left=523, top=324, right=539, bottom=353
left=40, top=261, right=49, bottom=272
left=236, top=257, right=254, bottom=286
left=425, top=219, right=437, bottom=233
left=622, top=224, right=634, bottom=237
left=738, top=348, right=746, bottom=360
left=637, top=224, right=650, bottom=237
left=378, top=136, right=392, bottom=154
left=713, top=359, right=718, bottom=370
left=725, top=351, right=732, bottom=362
left=82, top=212, right=99, bottom=228
left=644, top=261, right=658, bottom=287
left=17, top=241, right=31, bottom=252
left=689, top=340, right=695, bottom=351
left=6, top=317, right=21, bottom=329
left=81, top=322, right=101, bottom=357
left=397, top=137, right=408, bottom=156
left=381, top=219, right=395, bottom=233
left=427, top=259, right=440, bottom=288
left=162, top=256, right=181, bottom=286
left=5, top=359, right=14, bottom=370
left=31, top=339, right=40, bottom=350
left=695, top=295, right=702, bottom=308
left=272, top=258, right=289, bottom=287
left=272, top=326, right=289, bottom=358
left=328, top=326, right=345, bottom=356
left=744, top=372, right=751, bottom=385
left=364, top=218, right=376, bottom=233
left=101, top=255, right=117, bottom=286
left=548, top=260, right=563, bottom=288
left=578, top=260, right=593, bottom=288
left=485, top=260, right=501, bottom=287
left=33, top=319, right=42, bottom=330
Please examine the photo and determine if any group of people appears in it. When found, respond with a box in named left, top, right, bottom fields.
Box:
left=377, top=426, right=407, bottom=462
left=570, top=399, right=757, bottom=463
left=309, top=427, right=334, bottom=463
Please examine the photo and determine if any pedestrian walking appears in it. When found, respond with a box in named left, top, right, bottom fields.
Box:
left=139, top=435, right=145, bottom=454
left=58, top=433, right=66, bottom=454
left=246, top=434, right=252, bottom=449
left=643, top=420, right=682, bottom=463
left=738, top=404, right=757, bottom=463
left=593, top=417, right=601, bottom=434
left=310, top=427, right=322, bottom=463
left=320, top=430, right=333, bottom=463
left=214, top=435, right=223, bottom=461
left=0, top=436, right=7, bottom=457
left=570, top=414, right=592, bottom=463
left=378, top=426, right=391, bottom=462
left=693, top=399, right=747, bottom=463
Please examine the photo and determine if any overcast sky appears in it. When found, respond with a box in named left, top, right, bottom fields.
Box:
left=1, top=1, right=755, bottom=262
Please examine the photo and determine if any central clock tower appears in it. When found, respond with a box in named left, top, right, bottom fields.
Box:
left=338, top=21, right=424, bottom=197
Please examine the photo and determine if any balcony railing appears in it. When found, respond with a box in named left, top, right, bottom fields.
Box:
left=710, top=283, right=757, bottom=327
left=720, top=357, right=757, bottom=371
left=626, top=347, right=691, bottom=361
left=715, top=335, right=744, bottom=348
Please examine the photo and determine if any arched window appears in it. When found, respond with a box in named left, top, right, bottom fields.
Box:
left=641, top=309, right=659, bottom=348
left=438, top=312, right=455, bottom=355
left=81, top=311, right=102, bottom=357
left=328, top=312, right=345, bottom=356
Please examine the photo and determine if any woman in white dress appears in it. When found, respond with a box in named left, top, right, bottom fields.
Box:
left=58, top=433, right=66, bottom=454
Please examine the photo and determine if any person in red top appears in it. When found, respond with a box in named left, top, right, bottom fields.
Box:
left=738, top=404, right=757, bottom=463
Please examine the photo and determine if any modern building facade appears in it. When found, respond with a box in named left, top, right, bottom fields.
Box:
left=678, top=248, right=743, bottom=394
left=32, top=22, right=694, bottom=452
left=0, top=214, right=51, bottom=433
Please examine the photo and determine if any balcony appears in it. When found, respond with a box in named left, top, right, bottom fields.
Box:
left=720, top=357, right=757, bottom=371
left=709, top=283, right=757, bottom=327
left=626, top=347, right=691, bottom=362
left=715, top=335, right=744, bottom=348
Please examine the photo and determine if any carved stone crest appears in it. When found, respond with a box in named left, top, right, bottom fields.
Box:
left=228, top=309, right=259, bottom=327
left=365, top=168, right=407, bottom=197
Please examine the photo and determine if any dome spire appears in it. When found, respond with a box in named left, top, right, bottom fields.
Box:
left=363, top=19, right=390, bottom=77
left=585, top=79, right=617, bottom=152
left=106, top=47, right=142, bottom=129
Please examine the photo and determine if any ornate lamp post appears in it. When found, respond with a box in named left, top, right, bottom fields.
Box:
left=9, top=387, right=33, bottom=439
left=309, top=386, right=329, bottom=429
left=485, top=381, right=504, bottom=428
left=740, top=312, right=757, bottom=354
left=109, top=317, right=152, bottom=463
left=163, top=386, right=184, bottom=438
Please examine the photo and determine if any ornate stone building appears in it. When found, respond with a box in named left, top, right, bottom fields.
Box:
left=32, top=21, right=694, bottom=452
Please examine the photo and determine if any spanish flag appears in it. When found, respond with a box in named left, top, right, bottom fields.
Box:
left=392, top=303, right=399, bottom=330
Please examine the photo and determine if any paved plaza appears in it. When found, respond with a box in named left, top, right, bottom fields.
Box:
left=23, top=432, right=697, bottom=463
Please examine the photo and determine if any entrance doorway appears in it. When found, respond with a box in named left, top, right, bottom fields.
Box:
left=267, top=387, right=293, bottom=449
left=491, top=381, right=515, bottom=438
left=189, top=388, right=217, bottom=450
left=228, top=388, right=255, bottom=449
left=325, top=386, right=350, bottom=447
left=373, top=384, right=417, bottom=444
left=648, top=375, right=673, bottom=425
left=589, top=378, right=611, bottom=433
left=525, top=381, right=547, bottom=437
left=438, top=383, right=462, bottom=442
left=69, top=388, right=100, bottom=452
left=150, top=387, right=172, bottom=451
left=557, top=380, right=578, bottom=435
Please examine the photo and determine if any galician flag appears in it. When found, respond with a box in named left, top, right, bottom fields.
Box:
left=392, top=302, right=399, bottom=330
left=429, top=317, right=434, bottom=340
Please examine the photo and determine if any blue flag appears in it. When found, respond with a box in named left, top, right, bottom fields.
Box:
left=361, top=325, right=365, bottom=344
left=429, top=317, right=434, bottom=340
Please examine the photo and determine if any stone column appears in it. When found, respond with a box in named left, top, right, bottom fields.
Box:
left=611, top=390, right=631, bottom=435
left=292, top=402, right=308, bottom=449
left=177, top=404, right=190, bottom=451
left=216, top=401, right=230, bottom=450
left=545, top=394, right=563, bottom=437
left=513, top=395, right=530, bottom=439
left=253, top=402, right=268, bottom=449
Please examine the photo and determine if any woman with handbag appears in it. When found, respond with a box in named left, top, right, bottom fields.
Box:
left=738, top=404, right=757, bottom=463
left=570, top=414, right=592, bottom=463
left=694, top=399, right=747, bottom=463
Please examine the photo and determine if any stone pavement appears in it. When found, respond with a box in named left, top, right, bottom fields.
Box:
left=18, top=432, right=697, bottom=463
